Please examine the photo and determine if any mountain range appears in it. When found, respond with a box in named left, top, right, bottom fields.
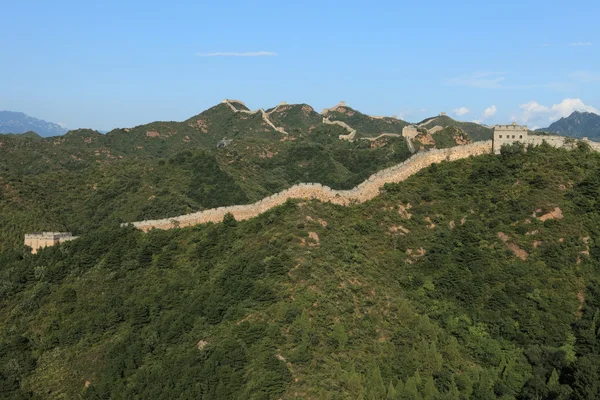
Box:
left=538, top=111, right=600, bottom=139
left=0, top=101, right=493, bottom=141
left=0, top=111, right=68, bottom=137
left=5, top=106, right=600, bottom=143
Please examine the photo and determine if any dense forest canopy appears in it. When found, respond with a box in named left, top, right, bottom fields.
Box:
left=2, top=143, right=600, bottom=398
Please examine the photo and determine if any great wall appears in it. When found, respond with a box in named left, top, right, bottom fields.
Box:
left=492, top=123, right=600, bottom=153
left=22, top=106, right=600, bottom=251
left=125, top=141, right=493, bottom=231
left=321, top=101, right=415, bottom=144
left=120, top=123, right=600, bottom=232
left=223, top=99, right=419, bottom=154
left=222, top=99, right=289, bottom=135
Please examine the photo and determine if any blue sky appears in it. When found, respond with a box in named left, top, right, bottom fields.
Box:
left=1, top=0, right=599, bottom=131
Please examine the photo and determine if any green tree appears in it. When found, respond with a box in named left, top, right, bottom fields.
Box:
left=330, top=322, right=348, bottom=350
left=366, top=364, right=386, bottom=400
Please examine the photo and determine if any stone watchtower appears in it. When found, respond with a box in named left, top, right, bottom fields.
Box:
left=493, top=122, right=528, bottom=154
left=24, top=232, right=77, bottom=254
left=402, top=125, right=419, bottom=139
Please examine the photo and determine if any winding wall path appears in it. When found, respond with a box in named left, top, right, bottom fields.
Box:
left=126, top=141, right=493, bottom=231
left=228, top=99, right=409, bottom=147
left=322, top=117, right=357, bottom=140
left=223, top=100, right=288, bottom=135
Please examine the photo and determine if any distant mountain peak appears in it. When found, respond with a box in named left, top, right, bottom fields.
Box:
left=0, top=110, right=68, bottom=137
left=538, top=111, right=600, bottom=139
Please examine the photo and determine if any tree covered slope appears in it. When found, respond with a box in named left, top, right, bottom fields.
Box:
left=0, top=123, right=413, bottom=250
left=2, top=144, right=600, bottom=399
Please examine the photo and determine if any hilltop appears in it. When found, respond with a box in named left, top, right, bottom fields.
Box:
left=322, top=102, right=409, bottom=137
left=1, top=145, right=600, bottom=398
left=538, top=111, right=600, bottom=140
left=417, top=114, right=494, bottom=142
left=0, top=111, right=68, bottom=137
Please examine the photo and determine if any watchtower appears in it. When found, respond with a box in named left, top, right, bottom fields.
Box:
left=493, top=122, right=528, bottom=153
left=24, top=232, right=77, bottom=254
left=402, top=125, right=419, bottom=139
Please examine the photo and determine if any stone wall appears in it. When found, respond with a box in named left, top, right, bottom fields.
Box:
left=322, top=117, right=357, bottom=141
left=127, top=141, right=493, bottom=231
left=428, top=126, right=443, bottom=134
left=402, top=125, right=418, bottom=139
left=492, top=122, right=600, bottom=154
left=583, top=138, right=600, bottom=152
left=526, top=135, right=600, bottom=151
left=24, top=232, right=77, bottom=254
left=361, top=133, right=402, bottom=141
left=222, top=100, right=288, bottom=135
left=321, top=101, right=346, bottom=114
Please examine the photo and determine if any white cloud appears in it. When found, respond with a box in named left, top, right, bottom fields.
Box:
left=519, top=101, right=549, bottom=123
left=549, top=98, right=598, bottom=119
left=569, top=42, right=592, bottom=47
left=196, top=51, right=277, bottom=57
left=484, top=105, right=497, bottom=118
left=516, top=98, right=599, bottom=127
left=57, top=122, right=68, bottom=128
left=471, top=105, right=497, bottom=125
left=446, top=72, right=506, bottom=89
left=453, top=107, right=470, bottom=117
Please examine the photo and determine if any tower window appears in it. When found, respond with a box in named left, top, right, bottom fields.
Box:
left=519, top=135, right=523, bottom=139
left=512, top=135, right=515, bottom=139
left=499, top=135, right=503, bottom=138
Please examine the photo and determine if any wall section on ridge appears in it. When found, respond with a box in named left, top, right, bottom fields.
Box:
left=128, top=141, right=493, bottom=231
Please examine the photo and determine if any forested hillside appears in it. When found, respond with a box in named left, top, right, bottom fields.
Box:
left=2, top=143, right=600, bottom=399
left=0, top=123, right=414, bottom=250
left=2, top=100, right=490, bottom=251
